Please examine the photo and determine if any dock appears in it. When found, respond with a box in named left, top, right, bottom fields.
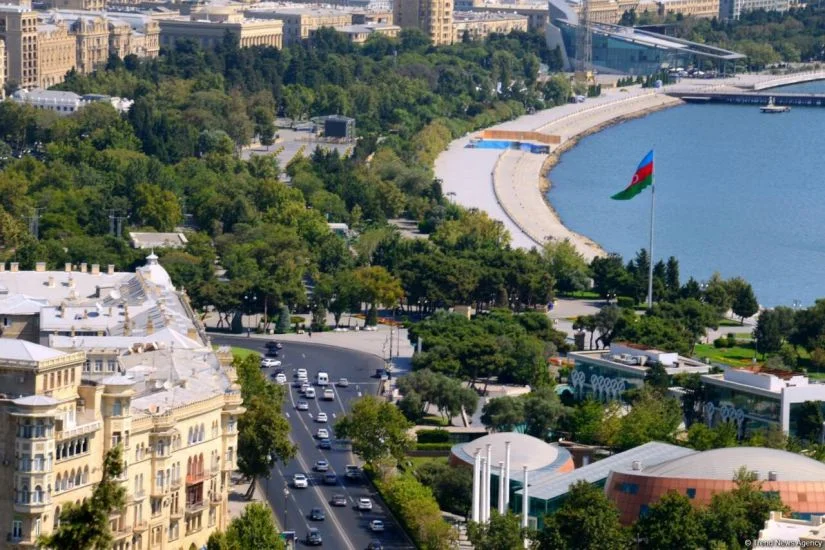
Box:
left=667, top=90, right=825, bottom=107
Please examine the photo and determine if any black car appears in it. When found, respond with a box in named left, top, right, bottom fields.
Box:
left=323, top=473, right=337, bottom=485
left=305, top=528, right=323, bottom=546
left=265, top=341, right=283, bottom=350
left=319, top=438, right=332, bottom=450
left=367, top=542, right=383, bottom=550
left=309, top=507, right=325, bottom=521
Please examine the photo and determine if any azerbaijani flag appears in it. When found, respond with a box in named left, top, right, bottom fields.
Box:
left=611, top=150, right=654, bottom=200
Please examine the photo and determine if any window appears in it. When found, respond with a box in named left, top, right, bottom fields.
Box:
left=34, top=517, right=40, bottom=537
left=94, top=360, right=102, bottom=372
left=113, top=400, right=122, bottom=416
left=107, top=360, right=117, bottom=372
left=686, top=488, right=696, bottom=499
left=3, top=316, right=9, bottom=327
left=12, top=520, right=22, bottom=540
left=618, top=482, right=638, bottom=495
left=639, top=504, right=649, bottom=517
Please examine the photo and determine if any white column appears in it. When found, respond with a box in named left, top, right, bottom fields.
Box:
left=485, top=443, right=492, bottom=522
left=472, top=450, right=481, bottom=522
left=497, top=460, right=505, bottom=514
left=504, top=441, right=512, bottom=510
left=521, top=465, right=529, bottom=529
left=479, top=458, right=487, bottom=522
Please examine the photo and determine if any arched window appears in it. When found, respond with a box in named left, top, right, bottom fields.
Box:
left=82, top=466, right=89, bottom=484
left=198, top=453, right=204, bottom=475
left=186, top=456, right=192, bottom=476
left=55, top=474, right=61, bottom=492
left=199, top=424, right=205, bottom=441
left=34, top=485, right=43, bottom=503
left=20, top=485, right=29, bottom=503
left=113, top=400, right=122, bottom=416
left=54, top=506, right=61, bottom=528
left=188, top=427, right=193, bottom=444
left=81, top=438, right=88, bottom=453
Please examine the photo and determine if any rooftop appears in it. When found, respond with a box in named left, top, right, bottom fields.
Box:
left=49, top=327, right=205, bottom=352
left=519, top=441, right=694, bottom=500
left=589, top=22, right=746, bottom=61
left=638, top=447, right=825, bottom=481
left=571, top=342, right=711, bottom=375
left=129, top=232, right=188, bottom=249
left=453, top=11, right=529, bottom=21
left=451, top=432, right=572, bottom=473
left=0, top=339, right=67, bottom=363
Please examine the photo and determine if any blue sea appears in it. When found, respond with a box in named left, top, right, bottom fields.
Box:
left=547, top=81, right=825, bottom=307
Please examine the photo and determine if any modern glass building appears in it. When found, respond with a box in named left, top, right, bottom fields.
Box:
left=545, top=0, right=745, bottom=74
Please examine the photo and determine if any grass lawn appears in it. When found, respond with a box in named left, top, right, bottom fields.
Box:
left=558, top=291, right=601, bottom=300
left=694, top=343, right=757, bottom=367
left=719, top=318, right=747, bottom=327
left=401, top=456, right=448, bottom=475
left=213, top=346, right=259, bottom=361
left=419, top=415, right=450, bottom=427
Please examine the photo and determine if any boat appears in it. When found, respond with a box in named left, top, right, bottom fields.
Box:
left=760, top=97, right=790, bottom=113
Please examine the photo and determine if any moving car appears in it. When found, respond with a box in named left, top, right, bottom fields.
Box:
left=314, top=459, right=330, bottom=472
left=300, top=383, right=310, bottom=394
left=369, top=520, right=385, bottom=532
left=265, top=341, right=283, bottom=350
left=310, top=507, right=326, bottom=521
left=305, top=387, right=316, bottom=399
left=367, top=542, right=384, bottom=550
left=316, top=372, right=329, bottom=386
left=346, top=465, right=361, bottom=479
left=296, top=368, right=308, bottom=379
left=331, top=494, right=347, bottom=507
left=357, top=497, right=373, bottom=511
left=305, top=528, right=323, bottom=546
left=319, top=438, right=332, bottom=450
left=322, top=388, right=335, bottom=401
left=260, top=357, right=281, bottom=368
left=296, top=401, right=309, bottom=411
left=293, top=473, right=308, bottom=488
left=337, top=378, right=350, bottom=388
left=273, top=373, right=287, bottom=384
left=324, top=473, right=337, bottom=485
left=316, top=428, right=329, bottom=439
left=316, top=412, right=328, bottom=423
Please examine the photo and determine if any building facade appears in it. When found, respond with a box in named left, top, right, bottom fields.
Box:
left=719, top=0, right=788, bottom=19
left=0, top=256, right=244, bottom=550
left=452, top=11, right=528, bottom=41
left=243, top=6, right=352, bottom=45
left=469, top=2, right=550, bottom=32
left=159, top=10, right=283, bottom=49
left=394, top=0, right=454, bottom=45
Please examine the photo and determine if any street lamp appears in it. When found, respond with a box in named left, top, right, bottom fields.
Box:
left=283, top=485, right=289, bottom=531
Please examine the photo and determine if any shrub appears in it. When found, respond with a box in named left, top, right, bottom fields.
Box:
left=726, top=333, right=738, bottom=347
left=616, top=296, right=635, bottom=308
left=366, top=305, right=378, bottom=326
left=713, top=337, right=727, bottom=349
left=417, top=429, right=450, bottom=444
left=375, top=474, right=456, bottom=550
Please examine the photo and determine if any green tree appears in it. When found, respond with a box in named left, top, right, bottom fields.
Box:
left=276, top=304, right=291, bottom=334
left=795, top=401, right=824, bottom=443
left=353, top=265, right=404, bottom=319
left=636, top=491, right=705, bottom=550
left=417, top=460, right=473, bottom=517
left=543, top=239, right=590, bottom=293
left=537, top=481, right=629, bottom=550
left=754, top=309, right=784, bottom=357
left=686, top=421, right=739, bottom=450
left=335, top=395, right=414, bottom=465
left=612, top=387, right=681, bottom=450
left=207, top=502, right=285, bottom=550
left=133, top=182, right=182, bottom=231
left=39, top=446, right=126, bottom=550
left=468, top=511, right=529, bottom=550
left=728, top=278, right=759, bottom=324
left=563, top=398, right=605, bottom=444
left=481, top=395, right=525, bottom=432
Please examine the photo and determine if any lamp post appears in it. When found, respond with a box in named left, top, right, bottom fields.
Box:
left=283, top=484, right=290, bottom=532
left=244, top=294, right=257, bottom=337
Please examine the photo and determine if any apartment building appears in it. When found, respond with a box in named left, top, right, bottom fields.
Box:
left=719, top=0, right=788, bottom=19
left=0, top=3, right=158, bottom=90
left=469, top=1, right=549, bottom=31
left=159, top=8, right=283, bottom=49
left=243, top=6, right=352, bottom=45
left=328, top=21, right=400, bottom=43
left=0, top=255, right=244, bottom=550
left=453, top=11, right=528, bottom=41
left=394, top=0, right=454, bottom=45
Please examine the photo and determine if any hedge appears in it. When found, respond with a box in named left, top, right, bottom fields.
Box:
left=416, top=429, right=450, bottom=444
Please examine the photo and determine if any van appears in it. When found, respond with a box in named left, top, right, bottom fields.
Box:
left=316, top=372, right=329, bottom=386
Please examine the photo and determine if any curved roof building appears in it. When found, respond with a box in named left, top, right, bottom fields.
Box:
left=606, top=447, right=825, bottom=524
left=450, top=432, right=574, bottom=476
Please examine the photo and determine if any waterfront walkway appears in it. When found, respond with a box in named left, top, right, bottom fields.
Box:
left=434, top=70, right=825, bottom=258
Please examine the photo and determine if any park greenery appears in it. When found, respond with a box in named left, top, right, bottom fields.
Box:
left=334, top=394, right=415, bottom=467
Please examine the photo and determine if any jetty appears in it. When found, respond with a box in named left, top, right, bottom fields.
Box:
left=668, top=90, right=825, bottom=107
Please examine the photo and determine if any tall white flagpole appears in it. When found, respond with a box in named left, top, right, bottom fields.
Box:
left=646, top=152, right=655, bottom=309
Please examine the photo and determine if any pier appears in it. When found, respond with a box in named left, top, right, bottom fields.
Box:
left=667, top=90, right=825, bottom=107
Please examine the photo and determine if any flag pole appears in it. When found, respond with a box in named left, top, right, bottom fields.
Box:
left=646, top=153, right=655, bottom=309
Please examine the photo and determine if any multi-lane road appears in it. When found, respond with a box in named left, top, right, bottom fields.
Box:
left=212, top=335, right=415, bottom=550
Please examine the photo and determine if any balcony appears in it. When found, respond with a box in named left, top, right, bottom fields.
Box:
left=133, top=521, right=149, bottom=533
left=210, top=492, right=222, bottom=505
left=185, top=472, right=206, bottom=486
left=129, top=489, right=146, bottom=503
left=14, top=495, right=50, bottom=514
left=150, top=484, right=169, bottom=498
left=170, top=478, right=182, bottom=490
left=111, top=526, right=132, bottom=541
left=185, top=500, right=206, bottom=515
left=170, top=507, right=183, bottom=519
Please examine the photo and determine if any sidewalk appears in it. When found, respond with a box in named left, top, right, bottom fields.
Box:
left=226, top=472, right=270, bottom=522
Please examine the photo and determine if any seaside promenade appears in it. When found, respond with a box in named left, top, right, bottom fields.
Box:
left=434, top=70, right=825, bottom=259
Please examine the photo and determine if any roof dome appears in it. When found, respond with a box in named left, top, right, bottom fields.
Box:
left=138, top=252, right=174, bottom=291
left=640, top=447, right=825, bottom=481
left=451, top=432, right=571, bottom=474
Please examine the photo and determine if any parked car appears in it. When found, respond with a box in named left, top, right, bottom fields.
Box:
left=369, top=520, right=385, bottom=532
left=293, top=473, right=308, bottom=488
left=319, top=438, right=332, bottom=450
left=316, top=412, right=328, bottom=423
left=305, top=528, right=323, bottom=546
left=310, top=507, right=326, bottom=521
left=357, top=497, right=373, bottom=511
left=296, top=401, right=309, bottom=411
left=331, top=494, right=347, bottom=507
left=314, top=459, right=330, bottom=472
left=316, top=428, right=329, bottom=439
left=324, top=473, right=337, bottom=485
left=337, top=377, right=350, bottom=388
left=322, top=388, right=335, bottom=401
left=260, top=357, right=281, bottom=368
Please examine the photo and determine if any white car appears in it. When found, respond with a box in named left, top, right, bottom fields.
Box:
left=260, top=357, right=282, bottom=368
left=296, top=368, right=308, bottom=379
left=305, top=387, right=316, bottom=399
left=369, top=520, right=385, bottom=532
left=314, top=459, right=330, bottom=472
left=337, top=378, right=350, bottom=388
left=316, top=428, right=329, bottom=439
left=275, top=373, right=287, bottom=384
left=296, top=401, right=309, bottom=411
left=293, top=473, right=309, bottom=488
left=316, top=412, right=328, bottom=423
left=357, top=498, right=373, bottom=511
left=300, top=383, right=311, bottom=394
left=322, top=389, right=335, bottom=401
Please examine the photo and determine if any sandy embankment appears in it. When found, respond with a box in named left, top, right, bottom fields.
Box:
left=435, top=91, right=682, bottom=258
